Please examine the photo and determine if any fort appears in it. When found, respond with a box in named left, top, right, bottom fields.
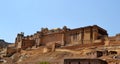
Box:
left=15, top=25, right=109, bottom=50
left=3, top=25, right=120, bottom=64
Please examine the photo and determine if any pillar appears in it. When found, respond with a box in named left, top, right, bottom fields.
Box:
left=61, top=33, right=65, bottom=46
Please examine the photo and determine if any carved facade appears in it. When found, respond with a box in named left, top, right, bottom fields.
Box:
left=15, top=25, right=108, bottom=50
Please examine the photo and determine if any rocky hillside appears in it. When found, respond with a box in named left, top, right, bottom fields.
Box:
left=2, top=43, right=120, bottom=64
left=0, top=39, right=10, bottom=48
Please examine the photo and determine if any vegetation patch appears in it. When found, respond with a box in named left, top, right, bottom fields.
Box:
left=37, top=61, right=50, bottom=64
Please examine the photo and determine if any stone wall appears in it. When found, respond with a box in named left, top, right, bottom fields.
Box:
left=21, top=39, right=35, bottom=50
left=42, top=33, right=64, bottom=46
left=64, top=59, right=108, bottom=64
left=6, top=47, right=17, bottom=57
left=109, top=34, right=120, bottom=45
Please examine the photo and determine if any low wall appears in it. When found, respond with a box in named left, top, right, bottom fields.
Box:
left=6, top=47, right=17, bottom=57
left=55, top=49, right=81, bottom=54
left=64, top=59, right=108, bottom=64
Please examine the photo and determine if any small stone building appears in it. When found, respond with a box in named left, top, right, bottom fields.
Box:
left=86, top=51, right=103, bottom=58
left=64, top=59, right=108, bottom=64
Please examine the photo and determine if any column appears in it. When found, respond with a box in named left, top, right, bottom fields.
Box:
left=61, top=33, right=65, bottom=46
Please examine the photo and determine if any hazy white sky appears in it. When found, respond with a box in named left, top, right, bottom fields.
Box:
left=0, top=0, right=120, bottom=42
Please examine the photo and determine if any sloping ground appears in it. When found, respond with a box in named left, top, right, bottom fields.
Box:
left=17, top=49, right=74, bottom=64
left=0, top=39, right=12, bottom=58
left=3, top=43, right=120, bottom=64
left=12, top=45, right=100, bottom=64
left=3, top=47, right=45, bottom=64
left=4, top=46, right=86, bottom=64
left=0, top=39, right=10, bottom=48
left=99, top=55, right=120, bottom=64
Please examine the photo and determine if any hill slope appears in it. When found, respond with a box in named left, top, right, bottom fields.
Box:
left=0, top=39, right=11, bottom=48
